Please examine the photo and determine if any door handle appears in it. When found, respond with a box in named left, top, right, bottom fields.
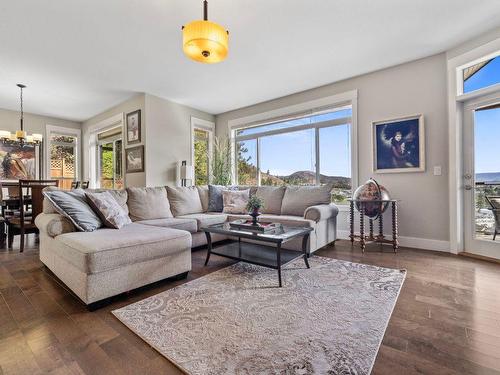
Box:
left=464, top=184, right=473, bottom=190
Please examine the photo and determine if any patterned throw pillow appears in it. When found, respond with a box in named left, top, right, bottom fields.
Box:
left=86, top=191, right=132, bottom=229
left=222, top=189, right=250, bottom=214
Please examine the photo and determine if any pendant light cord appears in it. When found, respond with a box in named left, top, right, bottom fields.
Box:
left=20, top=85, right=24, bottom=131
left=203, top=0, right=208, bottom=21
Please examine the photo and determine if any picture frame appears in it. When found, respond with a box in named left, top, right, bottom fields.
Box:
left=125, top=145, right=144, bottom=173
left=372, top=114, right=425, bottom=173
left=126, top=109, right=141, bottom=144
left=0, top=142, right=40, bottom=182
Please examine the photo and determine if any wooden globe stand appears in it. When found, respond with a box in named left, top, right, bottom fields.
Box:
left=348, top=199, right=399, bottom=253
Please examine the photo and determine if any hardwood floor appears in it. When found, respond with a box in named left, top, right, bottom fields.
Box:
left=1, top=236, right=500, bottom=374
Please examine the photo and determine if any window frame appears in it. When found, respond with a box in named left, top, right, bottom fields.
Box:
left=228, top=91, right=358, bottom=208
left=45, top=125, right=81, bottom=184
left=96, top=129, right=123, bottom=189
left=191, top=117, right=215, bottom=186
left=456, top=50, right=500, bottom=99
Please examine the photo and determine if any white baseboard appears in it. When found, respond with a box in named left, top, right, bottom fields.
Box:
left=337, top=230, right=450, bottom=252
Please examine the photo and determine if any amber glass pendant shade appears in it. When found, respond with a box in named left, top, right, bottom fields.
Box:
left=182, top=1, right=229, bottom=64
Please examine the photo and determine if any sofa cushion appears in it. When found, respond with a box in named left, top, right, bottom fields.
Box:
left=127, top=187, right=173, bottom=221
left=254, top=186, right=286, bottom=214
left=176, top=213, right=227, bottom=231
left=197, top=185, right=209, bottom=212
left=281, top=184, right=333, bottom=216
left=166, top=186, right=203, bottom=216
left=55, top=223, right=191, bottom=274
left=42, top=189, right=103, bottom=232
left=137, top=218, right=198, bottom=233
left=222, top=189, right=250, bottom=214
left=226, top=214, right=316, bottom=228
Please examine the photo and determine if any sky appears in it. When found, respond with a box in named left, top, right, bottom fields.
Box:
left=469, top=56, right=500, bottom=176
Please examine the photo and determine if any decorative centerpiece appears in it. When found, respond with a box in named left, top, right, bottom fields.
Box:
left=246, top=195, right=264, bottom=225
left=352, top=178, right=391, bottom=219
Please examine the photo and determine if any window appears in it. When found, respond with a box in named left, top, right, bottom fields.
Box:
left=191, top=118, right=215, bottom=186
left=47, top=126, right=80, bottom=190
left=234, top=106, right=353, bottom=204
left=462, top=53, right=500, bottom=94
left=97, top=127, right=123, bottom=189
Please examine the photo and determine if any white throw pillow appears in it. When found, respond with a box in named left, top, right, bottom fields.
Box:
left=222, top=189, right=250, bottom=214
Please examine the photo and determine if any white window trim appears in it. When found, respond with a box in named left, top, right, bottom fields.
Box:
left=447, top=35, right=500, bottom=254
left=190, top=117, right=215, bottom=186
left=45, top=125, right=81, bottom=181
left=84, top=113, right=124, bottom=188
left=227, top=90, right=358, bottom=211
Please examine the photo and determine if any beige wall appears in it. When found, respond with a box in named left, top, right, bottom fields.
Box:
left=145, top=94, right=215, bottom=186
left=82, top=94, right=146, bottom=187
left=216, top=53, right=449, bottom=246
left=81, top=93, right=214, bottom=188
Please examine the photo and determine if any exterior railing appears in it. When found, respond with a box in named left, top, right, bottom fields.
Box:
left=475, top=182, right=500, bottom=235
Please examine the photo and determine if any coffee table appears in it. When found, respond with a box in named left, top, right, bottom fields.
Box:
left=201, top=223, right=313, bottom=287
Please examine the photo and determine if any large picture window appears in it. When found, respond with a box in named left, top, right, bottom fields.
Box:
left=234, top=106, right=353, bottom=204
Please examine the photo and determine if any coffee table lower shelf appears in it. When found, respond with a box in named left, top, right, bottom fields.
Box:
left=205, top=241, right=309, bottom=287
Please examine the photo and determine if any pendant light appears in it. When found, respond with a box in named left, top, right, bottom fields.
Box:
left=0, top=84, right=43, bottom=145
left=182, top=0, right=229, bottom=64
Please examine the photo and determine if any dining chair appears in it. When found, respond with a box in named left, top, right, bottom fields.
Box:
left=71, top=181, right=80, bottom=189
left=6, top=179, right=59, bottom=252
left=80, top=181, right=89, bottom=189
left=486, top=196, right=500, bottom=241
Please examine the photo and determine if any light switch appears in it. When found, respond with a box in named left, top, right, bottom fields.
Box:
left=433, top=166, right=442, bottom=176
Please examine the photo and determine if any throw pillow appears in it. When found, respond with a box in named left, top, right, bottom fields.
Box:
left=126, top=187, right=173, bottom=221
left=208, top=185, right=241, bottom=212
left=42, top=189, right=103, bottom=232
left=281, top=184, right=333, bottom=216
left=86, top=191, right=132, bottom=229
left=166, top=186, right=203, bottom=216
left=222, top=189, right=250, bottom=214
left=254, top=186, right=286, bottom=214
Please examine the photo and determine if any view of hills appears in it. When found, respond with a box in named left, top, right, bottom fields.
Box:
left=476, top=172, right=500, bottom=183
left=274, top=170, right=351, bottom=188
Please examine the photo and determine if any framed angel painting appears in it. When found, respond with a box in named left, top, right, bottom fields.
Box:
left=372, top=114, right=425, bottom=173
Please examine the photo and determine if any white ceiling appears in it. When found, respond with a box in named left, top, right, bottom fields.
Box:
left=0, top=0, right=499, bottom=122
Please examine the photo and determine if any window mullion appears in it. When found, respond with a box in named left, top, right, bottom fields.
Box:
left=315, top=127, right=320, bottom=185
left=257, top=137, right=261, bottom=186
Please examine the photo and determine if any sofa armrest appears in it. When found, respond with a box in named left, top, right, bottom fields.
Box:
left=304, top=203, right=339, bottom=222
left=35, top=213, right=76, bottom=237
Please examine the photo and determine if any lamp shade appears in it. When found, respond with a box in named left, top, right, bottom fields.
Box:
left=0, top=130, right=11, bottom=139
left=182, top=20, right=228, bottom=63
left=32, top=133, right=43, bottom=142
left=180, top=164, right=194, bottom=180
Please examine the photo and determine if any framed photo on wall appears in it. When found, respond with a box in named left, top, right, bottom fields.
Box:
left=126, top=109, right=141, bottom=144
left=125, top=145, right=144, bottom=173
left=372, top=114, right=425, bottom=173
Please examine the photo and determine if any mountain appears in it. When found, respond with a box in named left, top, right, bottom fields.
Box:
left=476, top=172, right=500, bottom=183
left=275, top=170, right=351, bottom=187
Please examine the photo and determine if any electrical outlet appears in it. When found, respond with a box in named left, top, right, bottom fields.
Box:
left=433, top=166, right=442, bottom=176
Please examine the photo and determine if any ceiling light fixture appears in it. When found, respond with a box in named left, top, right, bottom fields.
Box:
left=182, top=0, right=229, bottom=64
left=0, top=84, right=43, bottom=145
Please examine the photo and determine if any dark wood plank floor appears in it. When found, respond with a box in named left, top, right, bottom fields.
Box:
left=1, top=236, right=500, bottom=374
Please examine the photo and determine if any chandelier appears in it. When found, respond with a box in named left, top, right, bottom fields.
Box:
left=0, top=84, right=43, bottom=145
left=182, top=0, right=229, bottom=64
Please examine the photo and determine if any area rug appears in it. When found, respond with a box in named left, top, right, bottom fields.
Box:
left=112, top=256, right=406, bottom=375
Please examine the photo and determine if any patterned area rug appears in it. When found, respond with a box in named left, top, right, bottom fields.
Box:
left=113, top=256, right=405, bottom=375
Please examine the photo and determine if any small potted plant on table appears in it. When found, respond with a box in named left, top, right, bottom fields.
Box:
left=246, top=195, right=264, bottom=226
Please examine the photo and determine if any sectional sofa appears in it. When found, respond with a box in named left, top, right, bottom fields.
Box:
left=35, top=185, right=339, bottom=306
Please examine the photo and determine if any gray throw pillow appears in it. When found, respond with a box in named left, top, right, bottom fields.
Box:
left=43, top=189, right=103, bottom=232
left=86, top=191, right=132, bottom=229
left=208, top=185, right=238, bottom=212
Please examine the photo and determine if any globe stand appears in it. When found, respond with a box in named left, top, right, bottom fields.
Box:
left=348, top=199, right=399, bottom=253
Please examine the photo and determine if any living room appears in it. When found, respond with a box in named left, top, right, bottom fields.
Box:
left=1, top=1, right=500, bottom=374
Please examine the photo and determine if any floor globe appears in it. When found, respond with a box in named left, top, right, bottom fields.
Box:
left=352, top=178, right=391, bottom=219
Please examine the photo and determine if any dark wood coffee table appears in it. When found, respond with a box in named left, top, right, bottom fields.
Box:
left=201, top=223, right=313, bottom=287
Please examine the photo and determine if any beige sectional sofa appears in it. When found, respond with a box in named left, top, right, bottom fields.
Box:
left=35, top=185, right=338, bottom=307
